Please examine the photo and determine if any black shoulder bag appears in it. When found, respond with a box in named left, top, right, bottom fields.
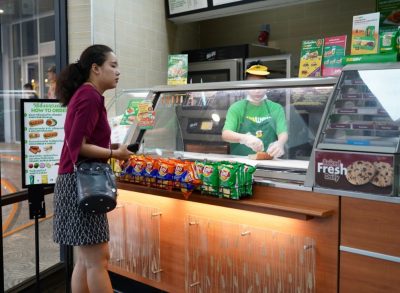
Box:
left=66, top=141, right=117, bottom=214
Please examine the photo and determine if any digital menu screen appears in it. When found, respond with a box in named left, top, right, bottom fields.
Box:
left=21, top=100, right=67, bottom=187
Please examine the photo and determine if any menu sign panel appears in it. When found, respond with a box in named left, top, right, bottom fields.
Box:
left=213, top=0, right=242, bottom=5
left=168, top=0, right=208, bottom=15
left=315, top=150, right=394, bottom=196
left=21, top=100, right=67, bottom=187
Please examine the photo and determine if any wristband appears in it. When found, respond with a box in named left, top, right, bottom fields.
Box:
left=109, top=149, right=113, bottom=159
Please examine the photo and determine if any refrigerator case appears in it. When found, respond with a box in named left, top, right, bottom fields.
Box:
left=125, top=77, right=337, bottom=188
left=307, top=63, right=400, bottom=196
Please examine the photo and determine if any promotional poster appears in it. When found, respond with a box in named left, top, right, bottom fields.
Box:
left=322, top=35, right=347, bottom=76
left=167, top=54, right=188, bottom=85
left=351, top=12, right=380, bottom=55
left=298, top=38, right=324, bottom=77
left=315, top=150, right=394, bottom=195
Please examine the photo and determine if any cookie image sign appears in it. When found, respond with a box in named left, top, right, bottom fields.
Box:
left=315, top=150, right=394, bottom=196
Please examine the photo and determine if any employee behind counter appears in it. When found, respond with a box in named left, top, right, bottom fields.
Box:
left=222, top=63, right=288, bottom=157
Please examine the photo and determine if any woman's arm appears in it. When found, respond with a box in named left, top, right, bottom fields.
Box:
left=79, top=137, right=132, bottom=160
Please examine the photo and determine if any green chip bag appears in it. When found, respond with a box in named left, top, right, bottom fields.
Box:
left=243, top=165, right=256, bottom=197
left=218, top=163, right=240, bottom=199
left=201, top=161, right=220, bottom=196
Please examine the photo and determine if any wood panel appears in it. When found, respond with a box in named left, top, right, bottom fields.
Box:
left=118, top=181, right=335, bottom=220
left=340, top=251, right=400, bottom=293
left=109, top=185, right=339, bottom=292
left=341, top=197, right=400, bottom=256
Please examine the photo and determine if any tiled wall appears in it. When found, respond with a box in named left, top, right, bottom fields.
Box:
left=198, top=0, right=376, bottom=76
left=68, top=0, right=200, bottom=108
left=67, top=0, right=92, bottom=63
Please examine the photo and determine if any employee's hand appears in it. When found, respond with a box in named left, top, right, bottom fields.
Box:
left=267, top=141, right=285, bottom=158
left=239, top=134, right=264, bottom=152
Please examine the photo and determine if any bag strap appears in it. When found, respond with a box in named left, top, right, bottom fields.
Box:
left=65, top=140, right=79, bottom=171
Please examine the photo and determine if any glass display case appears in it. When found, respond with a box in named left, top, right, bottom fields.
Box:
left=307, top=63, right=400, bottom=198
left=316, top=63, right=400, bottom=153
left=124, top=77, right=337, bottom=187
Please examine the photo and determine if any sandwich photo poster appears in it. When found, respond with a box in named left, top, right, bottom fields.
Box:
left=322, top=35, right=347, bottom=77
left=298, top=38, right=324, bottom=77
left=351, top=12, right=380, bottom=55
left=167, top=54, right=188, bottom=85
left=21, top=100, right=67, bottom=187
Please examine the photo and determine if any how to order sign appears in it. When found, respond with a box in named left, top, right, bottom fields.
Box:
left=21, top=100, right=66, bottom=187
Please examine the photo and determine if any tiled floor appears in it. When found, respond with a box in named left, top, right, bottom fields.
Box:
left=2, top=202, right=60, bottom=291
left=2, top=143, right=61, bottom=291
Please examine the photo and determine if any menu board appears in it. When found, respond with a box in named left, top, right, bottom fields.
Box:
left=168, top=0, right=208, bottom=15
left=213, top=0, right=242, bottom=5
left=21, top=100, right=67, bottom=187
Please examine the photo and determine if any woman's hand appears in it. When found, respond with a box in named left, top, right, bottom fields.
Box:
left=113, top=144, right=133, bottom=160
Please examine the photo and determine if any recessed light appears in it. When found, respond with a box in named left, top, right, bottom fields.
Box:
left=0, top=9, right=4, bottom=14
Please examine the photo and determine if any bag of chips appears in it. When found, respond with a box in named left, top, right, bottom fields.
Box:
left=201, top=161, right=220, bottom=197
left=156, top=159, right=175, bottom=190
left=218, top=162, right=241, bottom=199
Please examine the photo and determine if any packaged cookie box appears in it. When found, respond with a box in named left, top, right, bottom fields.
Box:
left=314, top=150, right=396, bottom=196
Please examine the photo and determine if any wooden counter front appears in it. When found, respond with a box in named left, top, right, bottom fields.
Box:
left=109, top=183, right=339, bottom=292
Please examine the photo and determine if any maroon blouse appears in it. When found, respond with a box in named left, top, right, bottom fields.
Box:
left=58, top=84, right=111, bottom=174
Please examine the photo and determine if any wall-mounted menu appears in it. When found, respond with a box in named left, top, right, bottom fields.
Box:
left=168, top=0, right=208, bottom=15
left=213, top=0, right=242, bottom=5
left=21, top=100, right=67, bottom=187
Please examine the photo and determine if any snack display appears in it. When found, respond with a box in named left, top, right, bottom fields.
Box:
left=118, top=155, right=255, bottom=199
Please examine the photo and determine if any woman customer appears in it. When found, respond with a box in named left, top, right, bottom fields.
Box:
left=54, top=44, right=132, bottom=293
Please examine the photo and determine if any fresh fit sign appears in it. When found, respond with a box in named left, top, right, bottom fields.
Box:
left=314, top=150, right=394, bottom=196
left=317, top=159, right=347, bottom=182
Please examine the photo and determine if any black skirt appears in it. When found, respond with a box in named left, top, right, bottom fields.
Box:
left=53, top=173, right=110, bottom=246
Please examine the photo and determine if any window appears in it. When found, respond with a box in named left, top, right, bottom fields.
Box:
left=12, top=24, right=21, bottom=58
left=21, top=20, right=38, bottom=56
left=40, top=15, right=55, bottom=43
